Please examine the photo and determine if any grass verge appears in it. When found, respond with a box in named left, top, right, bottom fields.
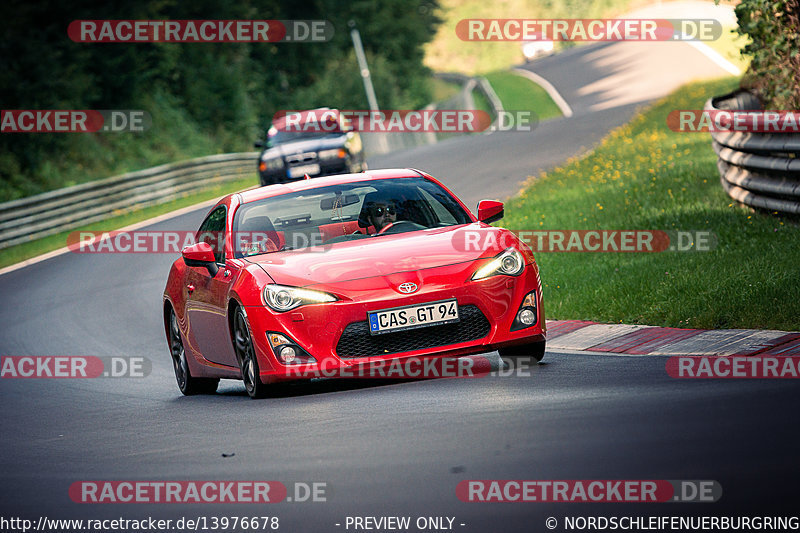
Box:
left=0, top=176, right=257, bottom=270
left=484, top=71, right=562, bottom=121
left=503, top=77, right=800, bottom=331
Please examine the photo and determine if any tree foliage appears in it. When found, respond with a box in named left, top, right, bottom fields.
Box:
left=736, top=0, right=800, bottom=108
left=0, top=0, right=441, bottom=200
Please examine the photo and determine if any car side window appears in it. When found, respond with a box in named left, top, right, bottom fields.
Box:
left=197, top=206, right=227, bottom=265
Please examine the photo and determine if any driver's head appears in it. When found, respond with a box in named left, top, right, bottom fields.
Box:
left=368, top=201, right=396, bottom=231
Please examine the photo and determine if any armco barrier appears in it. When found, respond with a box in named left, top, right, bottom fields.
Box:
left=708, top=90, right=800, bottom=215
left=1, top=80, right=507, bottom=251
left=361, top=73, right=504, bottom=156
left=0, top=152, right=259, bottom=250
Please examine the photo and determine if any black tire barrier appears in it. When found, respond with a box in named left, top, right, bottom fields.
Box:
left=708, top=90, right=800, bottom=215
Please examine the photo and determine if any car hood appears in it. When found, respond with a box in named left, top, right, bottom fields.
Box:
left=261, top=136, right=347, bottom=160
left=246, top=223, right=513, bottom=287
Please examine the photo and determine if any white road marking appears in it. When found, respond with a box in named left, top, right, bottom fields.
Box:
left=0, top=195, right=229, bottom=277
left=618, top=1, right=740, bottom=76
left=684, top=39, right=741, bottom=76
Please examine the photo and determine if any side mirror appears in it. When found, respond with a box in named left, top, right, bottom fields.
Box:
left=477, top=200, right=504, bottom=224
left=254, top=140, right=264, bottom=149
left=182, top=242, right=219, bottom=277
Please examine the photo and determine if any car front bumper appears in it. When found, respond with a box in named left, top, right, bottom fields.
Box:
left=243, top=259, right=546, bottom=383
left=260, top=159, right=351, bottom=185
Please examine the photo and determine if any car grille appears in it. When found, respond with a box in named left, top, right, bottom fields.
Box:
left=285, top=152, right=317, bottom=164
left=336, top=304, right=491, bottom=359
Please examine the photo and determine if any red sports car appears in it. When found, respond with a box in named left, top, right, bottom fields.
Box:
left=163, top=168, right=546, bottom=398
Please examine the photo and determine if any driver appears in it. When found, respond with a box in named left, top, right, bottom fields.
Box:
left=368, top=201, right=397, bottom=232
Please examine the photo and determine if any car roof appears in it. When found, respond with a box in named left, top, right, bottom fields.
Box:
left=236, top=169, right=426, bottom=204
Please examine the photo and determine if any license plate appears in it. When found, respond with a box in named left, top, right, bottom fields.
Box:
left=288, top=163, right=320, bottom=178
left=368, top=299, right=459, bottom=335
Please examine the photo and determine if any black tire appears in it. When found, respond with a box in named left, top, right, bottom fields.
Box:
left=167, top=307, right=219, bottom=395
left=498, top=340, right=546, bottom=363
left=232, top=307, right=268, bottom=399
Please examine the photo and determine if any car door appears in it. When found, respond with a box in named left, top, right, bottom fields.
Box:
left=184, top=206, right=240, bottom=368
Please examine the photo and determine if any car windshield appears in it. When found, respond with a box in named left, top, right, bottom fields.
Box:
left=268, top=129, right=339, bottom=145
left=233, top=177, right=472, bottom=257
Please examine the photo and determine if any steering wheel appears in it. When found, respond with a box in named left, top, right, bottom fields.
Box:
left=377, top=220, right=425, bottom=235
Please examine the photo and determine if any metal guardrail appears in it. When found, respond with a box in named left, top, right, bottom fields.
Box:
left=708, top=91, right=800, bottom=215
left=361, top=73, right=505, bottom=156
left=0, top=152, right=259, bottom=250
left=1, top=78, right=506, bottom=251
left=476, top=76, right=505, bottom=127
left=437, top=73, right=504, bottom=125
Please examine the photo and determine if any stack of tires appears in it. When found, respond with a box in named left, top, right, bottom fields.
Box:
left=709, top=90, right=800, bottom=215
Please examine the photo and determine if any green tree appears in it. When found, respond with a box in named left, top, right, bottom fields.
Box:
left=736, top=0, right=800, bottom=108
left=0, top=0, right=442, bottom=201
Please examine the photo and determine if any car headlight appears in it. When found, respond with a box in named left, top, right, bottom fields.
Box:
left=263, top=284, right=337, bottom=312
left=319, top=148, right=346, bottom=159
left=259, top=157, right=284, bottom=172
left=471, top=248, right=525, bottom=280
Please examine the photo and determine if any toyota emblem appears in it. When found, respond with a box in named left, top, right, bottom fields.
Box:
left=398, top=282, right=418, bottom=294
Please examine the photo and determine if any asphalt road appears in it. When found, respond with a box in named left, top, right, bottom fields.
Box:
left=3, top=14, right=796, bottom=532
left=371, top=36, right=733, bottom=206
left=1, top=350, right=799, bottom=526
left=369, top=102, right=641, bottom=208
